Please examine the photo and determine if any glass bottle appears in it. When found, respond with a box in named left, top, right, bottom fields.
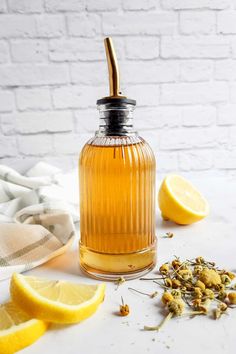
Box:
left=79, top=38, right=157, bottom=280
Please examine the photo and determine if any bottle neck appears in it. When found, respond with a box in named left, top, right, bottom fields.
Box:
left=96, top=103, right=137, bottom=137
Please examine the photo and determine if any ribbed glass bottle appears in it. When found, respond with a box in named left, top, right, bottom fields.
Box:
left=79, top=102, right=156, bottom=280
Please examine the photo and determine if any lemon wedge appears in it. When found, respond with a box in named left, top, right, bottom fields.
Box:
left=158, top=174, right=209, bottom=225
left=0, top=301, right=48, bottom=354
left=10, top=273, right=105, bottom=324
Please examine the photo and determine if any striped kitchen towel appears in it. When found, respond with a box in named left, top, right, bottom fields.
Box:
left=0, top=162, right=79, bottom=281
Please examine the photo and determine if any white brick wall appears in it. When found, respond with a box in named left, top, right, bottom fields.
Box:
left=0, top=0, right=236, bottom=176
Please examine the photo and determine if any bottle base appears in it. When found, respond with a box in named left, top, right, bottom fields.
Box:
left=79, top=239, right=157, bottom=281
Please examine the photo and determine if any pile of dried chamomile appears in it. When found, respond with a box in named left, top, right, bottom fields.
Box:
left=142, top=256, right=236, bottom=331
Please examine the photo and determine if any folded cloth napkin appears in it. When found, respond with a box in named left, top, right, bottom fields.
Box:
left=0, top=162, right=79, bottom=281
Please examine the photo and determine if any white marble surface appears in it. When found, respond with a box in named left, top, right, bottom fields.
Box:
left=1, top=177, right=236, bottom=354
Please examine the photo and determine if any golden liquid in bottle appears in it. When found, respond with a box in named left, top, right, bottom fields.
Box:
left=79, top=136, right=157, bottom=280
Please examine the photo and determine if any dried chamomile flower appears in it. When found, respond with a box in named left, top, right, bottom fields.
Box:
left=171, top=289, right=181, bottom=298
left=115, top=276, right=125, bottom=289
left=215, top=284, right=225, bottom=292
left=165, top=278, right=172, bottom=287
left=193, top=265, right=203, bottom=276
left=159, top=263, right=169, bottom=275
left=197, top=299, right=211, bottom=314
left=172, top=279, right=181, bottom=289
left=172, top=260, right=181, bottom=270
left=162, top=292, right=174, bottom=305
left=199, top=268, right=221, bottom=288
left=165, top=232, right=174, bottom=238
left=185, top=282, right=193, bottom=291
left=192, top=298, right=202, bottom=308
left=221, top=274, right=231, bottom=286
left=218, top=290, right=227, bottom=301
left=195, top=256, right=205, bottom=264
left=228, top=292, right=236, bottom=305
left=214, top=302, right=228, bottom=319
left=204, top=289, right=215, bottom=300
left=225, top=271, right=235, bottom=280
left=144, top=297, right=184, bottom=332
left=177, top=269, right=192, bottom=281
left=119, top=297, right=130, bottom=316
left=195, top=280, right=206, bottom=291
left=218, top=302, right=227, bottom=312
left=193, top=287, right=202, bottom=299
left=168, top=299, right=185, bottom=316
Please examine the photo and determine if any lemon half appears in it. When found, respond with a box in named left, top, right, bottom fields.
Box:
left=158, top=174, right=209, bottom=225
left=10, top=273, right=105, bottom=324
left=0, top=302, right=48, bottom=354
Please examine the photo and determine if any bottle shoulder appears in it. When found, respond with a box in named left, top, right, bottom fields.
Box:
left=80, top=134, right=156, bottom=166
left=87, top=134, right=143, bottom=147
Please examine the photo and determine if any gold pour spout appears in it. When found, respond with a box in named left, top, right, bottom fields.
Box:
left=104, top=37, right=126, bottom=98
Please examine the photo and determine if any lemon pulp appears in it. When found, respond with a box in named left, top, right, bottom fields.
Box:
left=158, top=174, right=209, bottom=225
left=10, top=273, right=105, bottom=324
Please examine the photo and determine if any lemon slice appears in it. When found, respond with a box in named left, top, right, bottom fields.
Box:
left=158, top=174, right=209, bottom=225
left=0, top=302, right=48, bottom=354
left=10, top=273, right=105, bottom=324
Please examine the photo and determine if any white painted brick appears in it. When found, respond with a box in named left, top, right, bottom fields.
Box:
left=0, top=0, right=7, bottom=12
left=217, top=11, right=236, bottom=34
left=74, top=110, right=96, bottom=133
left=180, top=11, right=215, bottom=35
left=180, top=60, right=213, bottom=82
left=182, top=106, right=216, bottom=126
left=8, top=0, right=43, bottom=13
left=161, top=36, right=230, bottom=59
left=179, top=150, right=213, bottom=171
left=229, top=83, right=236, bottom=103
left=125, top=38, right=159, bottom=59
left=0, top=90, right=14, bottom=112
left=54, top=85, right=106, bottom=109
left=141, top=130, right=160, bottom=152
left=160, top=127, right=227, bottom=150
left=215, top=60, right=236, bottom=80
left=123, top=84, right=159, bottom=107
left=231, top=38, right=236, bottom=58
left=121, top=61, right=179, bottom=84
left=229, top=126, right=236, bottom=146
left=157, top=151, right=179, bottom=172
left=11, top=40, right=48, bottom=62
left=71, top=62, right=107, bottom=85
left=0, top=136, right=17, bottom=157
left=162, top=0, right=230, bottom=10
left=0, top=64, right=70, bottom=86
left=72, top=60, right=179, bottom=85
left=16, top=88, right=51, bottom=111
left=53, top=133, right=81, bottom=154
left=18, top=135, right=53, bottom=156
left=161, top=82, right=228, bottom=105
left=123, top=0, right=156, bottom=11
left=52, top=85, right=106, bottom=109
left=215, top=150, right=236, bottom=169
left=218, top=104, right=236, bottom=125
left=67, top=14, right=101, bottom=37
left=13, top=111, right=73, bottom=133
left=102, top=12, right=177, bottom=35
left=0, top=15, right=36, bottom=38
left=2, top=111, right=73, bottom=134
left=87, top=0, right=120, bottom=11
left=0, top=40, right=9, bottom=63
left=49, top=38, right=107, bottom=62
left=35, top=15, right=65, bottom=38
left=134, top=106, right=182, bottom=130
left=45, top=0, right=85, bottom=12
